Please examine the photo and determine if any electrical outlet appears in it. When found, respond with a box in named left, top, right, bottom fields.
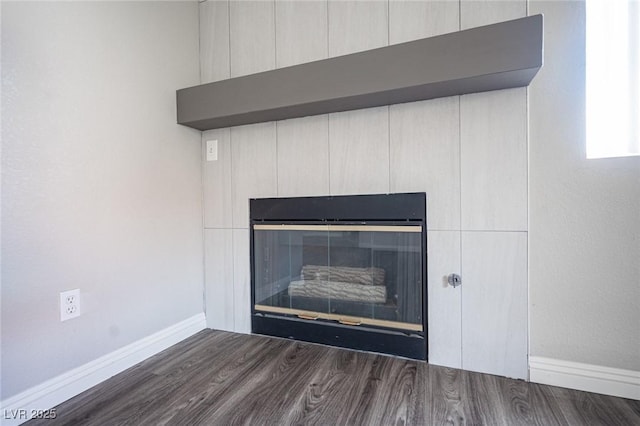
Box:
left=206, top=139, right=218, bottom=162
left=60, top=289, right=81, bottom=321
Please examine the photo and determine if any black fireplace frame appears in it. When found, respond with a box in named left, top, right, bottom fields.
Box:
left=249, top=192, right=428, bottom=360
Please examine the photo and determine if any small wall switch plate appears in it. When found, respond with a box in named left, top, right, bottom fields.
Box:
left=206, top=139, right=218, bottom=162
left=60, top=289, right=81, bottom=321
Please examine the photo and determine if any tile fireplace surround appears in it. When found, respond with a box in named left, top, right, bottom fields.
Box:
left=201, top=1, right=530, bottom=380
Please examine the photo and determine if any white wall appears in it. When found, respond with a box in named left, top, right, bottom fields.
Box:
left=0, top=1, right=3, bottom=401
left=1, top=1, right=202, bottom=399
left=529, top=1, right=640, bottom=371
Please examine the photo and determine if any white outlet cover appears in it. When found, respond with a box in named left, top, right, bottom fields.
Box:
left=60, top=289, right=81, bottom=321
left=206, top=139, right=218, bottom=162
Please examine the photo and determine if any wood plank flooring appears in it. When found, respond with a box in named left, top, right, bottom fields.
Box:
left=27, top=330, right=640, bottom=426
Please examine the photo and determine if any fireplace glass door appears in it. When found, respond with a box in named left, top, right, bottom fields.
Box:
left=253, top=223, right=423, bottom=332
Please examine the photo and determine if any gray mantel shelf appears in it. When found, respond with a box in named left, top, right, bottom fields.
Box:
left=177, top=14, right=543, bottom=131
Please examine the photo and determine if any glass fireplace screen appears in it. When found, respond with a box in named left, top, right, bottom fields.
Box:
left=253, top=223, right=423, bottom=332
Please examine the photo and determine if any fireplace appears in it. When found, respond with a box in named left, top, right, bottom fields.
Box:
left=250, top=193, right=427, bottom=360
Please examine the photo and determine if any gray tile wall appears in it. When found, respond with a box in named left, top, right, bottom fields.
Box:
left=200, top=0, right=528, bottom=379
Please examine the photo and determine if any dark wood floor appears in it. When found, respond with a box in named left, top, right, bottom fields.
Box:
left=28, top=330, right=640, bottom=426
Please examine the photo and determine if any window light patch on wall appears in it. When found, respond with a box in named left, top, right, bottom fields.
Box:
left=586, top=0, right=639, bottom=159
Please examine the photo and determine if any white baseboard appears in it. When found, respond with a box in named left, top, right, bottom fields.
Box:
left=529, top=356, right=640, bottom=400
left=1, top=313, right=206, bottom=426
